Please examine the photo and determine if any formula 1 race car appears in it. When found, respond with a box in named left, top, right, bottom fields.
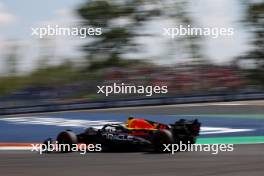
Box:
left=43, top=117, right=201, bottom=152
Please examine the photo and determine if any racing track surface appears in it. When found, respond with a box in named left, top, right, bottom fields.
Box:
left=1, top=101, right=264, bottom=176
left=1, top=144, right=263, bottom=176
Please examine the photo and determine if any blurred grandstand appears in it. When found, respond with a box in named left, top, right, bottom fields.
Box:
left=0, top=62, right=259, bottom=109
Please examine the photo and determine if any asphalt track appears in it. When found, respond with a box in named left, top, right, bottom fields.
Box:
left=1, top=101, right=264, bottom=176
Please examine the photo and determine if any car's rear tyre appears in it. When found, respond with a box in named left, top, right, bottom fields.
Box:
left=84, top=127, right=97, bottom=135
left=57, top=131, right=78, bottom=152
left=152, top=129, right=174, bottom=152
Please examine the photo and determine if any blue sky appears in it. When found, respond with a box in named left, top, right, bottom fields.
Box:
left=0, top=0, right=82, bottom=39
left=0, top=0, right=84, bottom=73
left=0, top=0, right=251, bottom=74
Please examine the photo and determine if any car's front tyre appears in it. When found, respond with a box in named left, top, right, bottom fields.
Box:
left=57, top=131, right=78, bottom=152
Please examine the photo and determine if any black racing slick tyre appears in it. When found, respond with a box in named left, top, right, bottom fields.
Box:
left=84, top=127, right=97, bottom=135
left=57, top=131, right=78, bottom=152
left=152, top=129, right=174, bottom=152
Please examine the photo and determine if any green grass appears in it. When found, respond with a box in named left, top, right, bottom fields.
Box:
left=177, top=114, right=264, bottom=119
left=197, top=136, right=264, bottom=144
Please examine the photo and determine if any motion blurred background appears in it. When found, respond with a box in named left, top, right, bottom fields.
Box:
left=0, top=0, right=263, bottom=109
